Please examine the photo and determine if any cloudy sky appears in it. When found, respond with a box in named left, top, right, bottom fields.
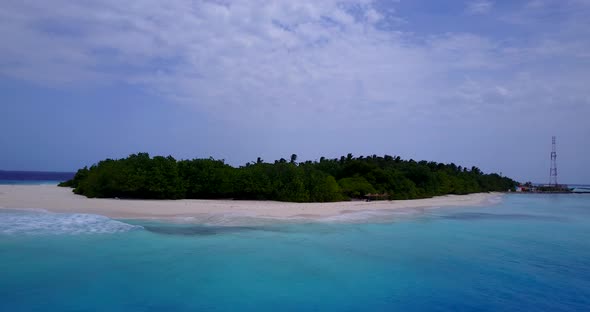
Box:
left=1, top=0, right=589, bottom=183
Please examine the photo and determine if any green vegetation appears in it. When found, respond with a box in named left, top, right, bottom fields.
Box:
left=59, top=153, right=517, bottom=202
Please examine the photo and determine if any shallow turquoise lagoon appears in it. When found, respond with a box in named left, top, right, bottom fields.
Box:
left=1, top=194, right=590, bottom=311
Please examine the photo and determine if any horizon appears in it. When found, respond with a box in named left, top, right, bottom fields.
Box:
left=2, top=154, right=589, bottom=186
left=1, top=0, right=589, bottom=184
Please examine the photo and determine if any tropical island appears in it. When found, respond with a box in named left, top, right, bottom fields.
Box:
left=59, top=153, right=517, bottom=202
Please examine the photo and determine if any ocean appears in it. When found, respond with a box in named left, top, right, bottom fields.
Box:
left=1, top=188, right=589, bottom=310
left=0, top=170, right=74, bottom=185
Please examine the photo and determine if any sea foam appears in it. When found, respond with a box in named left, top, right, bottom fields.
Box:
left=0, top=209, right=142, bottom=235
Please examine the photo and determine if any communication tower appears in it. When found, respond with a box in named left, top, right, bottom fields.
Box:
left=549, top=136, right=558, bottom=186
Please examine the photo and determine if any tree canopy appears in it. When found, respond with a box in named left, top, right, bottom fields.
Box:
left=60, top=153, right=517, bottom=202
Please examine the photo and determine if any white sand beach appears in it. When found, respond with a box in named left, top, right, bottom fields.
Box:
left=0, top=185, right=501, bottom=222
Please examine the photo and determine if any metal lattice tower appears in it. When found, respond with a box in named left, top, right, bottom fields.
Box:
left=549, top=136, right=558, bottom=186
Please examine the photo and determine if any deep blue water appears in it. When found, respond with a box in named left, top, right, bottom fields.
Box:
left=0, top=180, right=63, bottom=185
left=1, top=194, right=589, bottom=311
left=0, top=170, right=74, bottom=185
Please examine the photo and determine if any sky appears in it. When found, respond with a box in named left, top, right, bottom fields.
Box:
left=1, top=0, right=589, bottom=184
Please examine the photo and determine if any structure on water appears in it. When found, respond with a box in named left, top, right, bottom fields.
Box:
left=549, top=136, right=558, bottom=187
left=516, top=136, right=572, bottom=193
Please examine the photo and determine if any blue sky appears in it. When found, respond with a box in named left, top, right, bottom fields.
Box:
left=1, top=0, right=589, bottom=184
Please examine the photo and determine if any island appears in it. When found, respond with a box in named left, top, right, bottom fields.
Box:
left=59, top=153, right=517, bottom=202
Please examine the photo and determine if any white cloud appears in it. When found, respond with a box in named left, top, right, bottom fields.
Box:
left=0, top=0, right=588, bottom=130
left=466, top=0, right=494, bottom=14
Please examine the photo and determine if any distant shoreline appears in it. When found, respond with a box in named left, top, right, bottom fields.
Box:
left=0, top=185, right=502, bottom=223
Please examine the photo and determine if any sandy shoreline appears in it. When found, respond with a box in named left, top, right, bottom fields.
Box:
left=0, top=185, right=502, bottom=222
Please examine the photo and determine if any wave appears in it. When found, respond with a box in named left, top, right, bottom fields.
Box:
left=486, top=195, right=504, bottom=205
left=0, top=208, right=142, bottom=235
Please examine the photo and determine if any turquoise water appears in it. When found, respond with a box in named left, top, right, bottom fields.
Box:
left=1, top=194, right=590, bottom=311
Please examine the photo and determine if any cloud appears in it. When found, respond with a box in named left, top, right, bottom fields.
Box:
left=0, top=0, right=589, bottom=131
left=525, top=0, right=547, bottom=9
left=466, top=0, right=494, bottom=14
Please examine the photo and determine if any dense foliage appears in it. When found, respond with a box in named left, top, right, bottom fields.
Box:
left=60, top=153, right=517, bottom=202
